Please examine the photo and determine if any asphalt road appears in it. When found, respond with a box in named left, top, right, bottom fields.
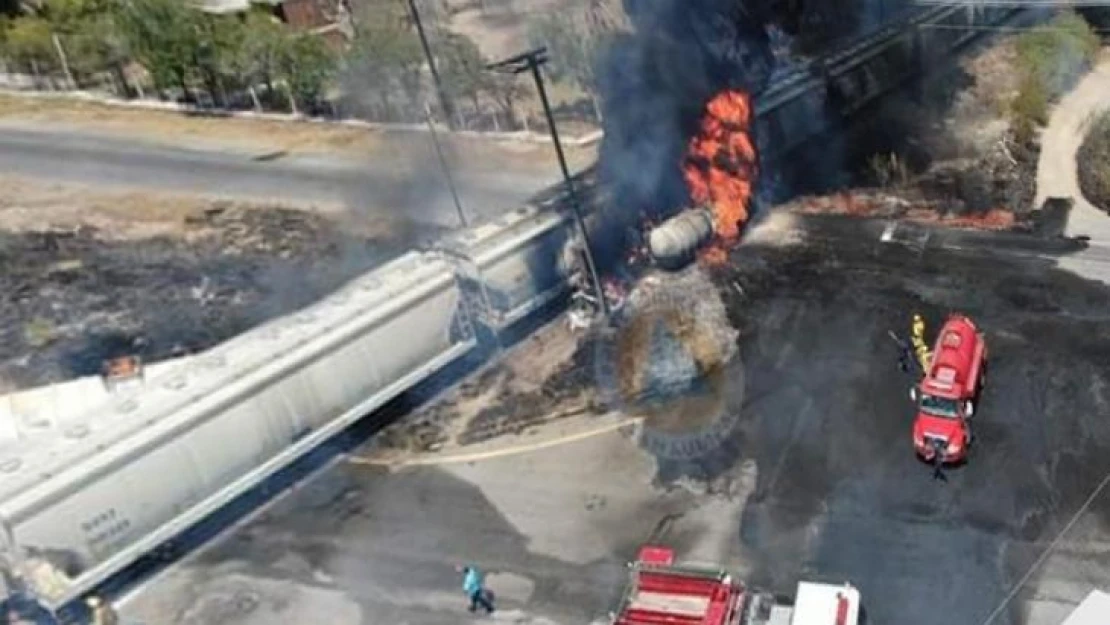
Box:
left=116, top=214, right=1110, bottom=625
left=0, top=126, right=561, bottom=228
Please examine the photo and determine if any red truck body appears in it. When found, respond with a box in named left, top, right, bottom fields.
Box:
left=912, top=314, right=987, bottom=464
left=612, top=546, right=747, bottom=625
left=611, top=546, right=860, bottom=625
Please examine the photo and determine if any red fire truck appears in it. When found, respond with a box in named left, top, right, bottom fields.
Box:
left=611, top=546, right=862, bottom=625
left=910, top=314, right=988, bottom=466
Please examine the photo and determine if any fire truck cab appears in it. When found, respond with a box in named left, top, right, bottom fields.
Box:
left=910, top=314, right=987, bottom=465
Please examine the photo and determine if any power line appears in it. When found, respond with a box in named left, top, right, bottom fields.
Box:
left=975, top=470, right=1110, bottom=625
left=917, top=21, right=1110, bottom=31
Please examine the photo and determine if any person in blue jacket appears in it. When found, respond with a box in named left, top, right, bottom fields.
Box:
left=457, top=565, right=495, bottom=614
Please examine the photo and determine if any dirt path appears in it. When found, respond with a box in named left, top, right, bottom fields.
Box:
left=1036, top=50, right=1110, bottom=239
left=1034, top=49, right=1110, bottom=283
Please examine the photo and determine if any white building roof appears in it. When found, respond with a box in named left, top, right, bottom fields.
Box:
left=1062, top=590, right=1110, bottom=625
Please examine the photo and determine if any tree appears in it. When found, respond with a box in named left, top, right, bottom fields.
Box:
left=40, top=0, right=133, bottom=91
left=279, top=33, right=334, bottom=113
left=114, top=0, right=202, bottom=100
left=438, top=31, right=489, bottom=125
left=526, top=3, right=619, bottom=121
left=3, top=15, right=56, bottom=77
left=1015, top=11, right=1099, bottom=100
left=237, top=9, right=287, bottom=105
left=191, top=14, right=246, bottom=107
left=0, top=16, right=10, bottom=54
left=485, top=72, right=526, bottom=130
left=344, top=0, right=425, bottom=120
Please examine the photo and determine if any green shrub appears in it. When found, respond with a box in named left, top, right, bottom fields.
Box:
left=1011, top=75, right=1049, bottom=126
left=1078, top=112, right=1110, bottom=211
left=1011, top=11, right=1100, bottom=138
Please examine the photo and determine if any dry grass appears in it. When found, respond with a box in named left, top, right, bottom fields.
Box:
left=0, top=94, right=382, bottom=155
left=0, top=174, right=400, bottom=241
left=0, top=92, right=598, bottom=170
left=947, top=38, right=1022, bottom=154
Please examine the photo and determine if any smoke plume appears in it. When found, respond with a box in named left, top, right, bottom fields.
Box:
left=596, top=0, right=776, bottom=223
left=595, top=0, right=906, bottom=230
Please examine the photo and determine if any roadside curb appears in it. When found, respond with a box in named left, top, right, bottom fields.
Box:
left=0, top=88, right=605, bottom=148
left=348, top=415, right=641, bottom=469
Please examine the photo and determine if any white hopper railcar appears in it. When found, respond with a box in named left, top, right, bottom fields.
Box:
left=0, top=251, right=476, bottom=613
left=437, top=204, right=576, bottom=329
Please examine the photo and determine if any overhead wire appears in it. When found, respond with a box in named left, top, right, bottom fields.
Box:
left=975, top=471, right=1110, bottom=624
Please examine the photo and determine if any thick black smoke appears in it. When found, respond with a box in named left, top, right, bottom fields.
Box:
left=595, top=0, right=892, bottom=230
left=597, top=0, right=776, bottom=221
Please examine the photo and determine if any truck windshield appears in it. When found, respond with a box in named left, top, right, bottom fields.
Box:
left=920, top=394, right=960, bottom=418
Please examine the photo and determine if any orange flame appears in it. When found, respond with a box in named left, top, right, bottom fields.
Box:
left=682, top=89, right=758, bottom=263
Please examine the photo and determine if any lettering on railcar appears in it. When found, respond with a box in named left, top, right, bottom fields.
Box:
left=79, top=507, right=133, bottom=555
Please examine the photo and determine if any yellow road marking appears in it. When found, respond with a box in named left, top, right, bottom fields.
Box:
left=347, top=417, right=643, bottom=469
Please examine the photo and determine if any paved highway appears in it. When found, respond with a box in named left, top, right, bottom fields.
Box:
left=0, top=125, right=563, bottom=228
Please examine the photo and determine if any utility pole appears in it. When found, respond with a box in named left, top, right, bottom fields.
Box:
left=487, top=47, right=610, bottom=318
left=405, top=0, right=457, bottom=129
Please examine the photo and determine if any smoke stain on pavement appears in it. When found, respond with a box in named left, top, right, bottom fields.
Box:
left=714, top=214, right=1110, bottom=624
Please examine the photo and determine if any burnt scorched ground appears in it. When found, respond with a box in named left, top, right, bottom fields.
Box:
left=705, top=214, right=1110, bottom=625
left=370, top=321, right=605, bottom=454
left=0, top=206, right=408, bottom=390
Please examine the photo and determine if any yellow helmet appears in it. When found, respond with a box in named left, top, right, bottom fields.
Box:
left=85, top=596, right=101, bottom=607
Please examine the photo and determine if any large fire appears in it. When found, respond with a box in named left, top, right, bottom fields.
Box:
left=682, top=90, right=758, bottom=262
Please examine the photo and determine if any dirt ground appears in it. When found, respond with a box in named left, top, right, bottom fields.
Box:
left=370, top=320, right=602, bottom=455
left=0, top=177, right=413, bottom=391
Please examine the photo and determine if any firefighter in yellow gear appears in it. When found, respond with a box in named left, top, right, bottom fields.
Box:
left=910, top=313, right=931, bottom=371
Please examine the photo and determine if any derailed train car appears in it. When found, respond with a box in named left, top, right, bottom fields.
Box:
left=437, top=204, right=576, bottom=330
left=0, top=251, right=478, bottom=614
